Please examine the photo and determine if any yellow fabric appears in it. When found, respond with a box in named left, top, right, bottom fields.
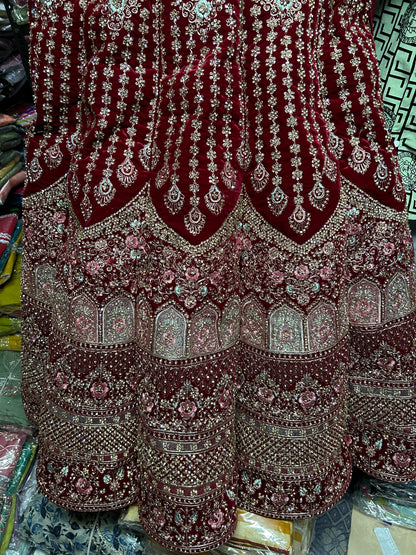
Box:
left=0, top=156, right=20, bottom=182
left=0, top=315, right=21, bottom=336
left=122, top=503, right=140, bottom=524
left=0, top=335, right=21, bottom=351
left=0, top=253, right=21, bottom=314
left=228, top=509, right=293, bottom=553
left=0, top=226, right=23, bottom=286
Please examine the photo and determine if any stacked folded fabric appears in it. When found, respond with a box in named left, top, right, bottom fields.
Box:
left=14, top=105, right=33, bottom=129
left=0, top=211, right=22, bottom=350
left=0, top=112, right=26, bottom=353
left=0, top=429, right=37, bottom=555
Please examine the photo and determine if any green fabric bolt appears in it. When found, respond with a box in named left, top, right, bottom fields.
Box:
left=0, top=351, right=31, bottom=428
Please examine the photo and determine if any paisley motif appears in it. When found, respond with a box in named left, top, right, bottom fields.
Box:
left=255, top=0, right=305, bottom=22
left=178, top=0, right=226, bottom=35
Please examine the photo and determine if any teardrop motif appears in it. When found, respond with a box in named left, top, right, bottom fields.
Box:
left=204, top=184, right=224, bottom=215
left=237, top=140, right=252, bottom=171
left=116, top=158, right=138, bottom=187
left=267, top=184, right=288, bottom=216
left=221, top=161, right=237, bottom=190
left=156, top=164, right=170, bottom=189
left=308, top=181, right=329, bottom=211
left=375, top=161, right=390, bottom=191
left=184, top=206, right=206, bottom=235
left=252, top=162, right=269, bottom=192
left=46, top=144, right=63, bottom=169
left=95, top=176, right=116, bottom=206
left=139, top=142, right=161, bottom=171
left=29, top=157, right=43, bottom=181
left=349, top=145, right=371, bottom=174
left=164, top=183, right=184, bottom=214
left=289, top=204, right=311, bottom=235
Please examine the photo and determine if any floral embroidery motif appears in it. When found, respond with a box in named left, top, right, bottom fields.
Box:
left=35, top=264, right=56, bottom=304
left=70, top=295, right=99, bottom=343
left=190, top=305, right=220, bottom=356
left=308, top=303, right=337, bottom=352
left=179, top=0, right=226, bottom=36
left=385, top=274, right=412, bottom=321
left=256, top=0, right=305, bottom=22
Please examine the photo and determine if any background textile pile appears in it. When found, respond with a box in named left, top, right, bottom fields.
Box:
left=373, top=0, right=416, bottom=230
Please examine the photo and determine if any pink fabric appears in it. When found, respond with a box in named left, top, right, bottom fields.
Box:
left=0, top=430, right=26, bottom=490
left=0, top=214, right=17, bottom=257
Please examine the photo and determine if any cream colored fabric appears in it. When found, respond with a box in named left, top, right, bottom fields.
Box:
left=348, top=508, right=416, bottom=554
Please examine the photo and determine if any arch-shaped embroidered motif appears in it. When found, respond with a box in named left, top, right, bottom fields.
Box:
left=70, top=295, right=98, bottom=343
left=103, top=296, right=135, bottom=344
left=241, top=296, right=267, bottom=349
left=307, top=302, right=337, bottom=352
left=190, top=304, right=220, bottom=357
left=347, top=279, right=381, bottom=326
left=221, top=296, right=241, bottom=348
left=385, top=273, right=412, bottom=322
left=154, top=305, right=187, bottom=360
left=269, top=305, right=304, bottom=353
left=35, top=263, right=56, bottom=305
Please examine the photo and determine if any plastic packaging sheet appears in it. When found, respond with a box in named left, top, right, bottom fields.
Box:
left=216, top=510, right=314, bottom=555
left=6, top=457, right=38, bottom=554
left=353, top=477, right=416, bottom=530
left=7, top=1, right=29, bottom=26
left=0, top=429, right=36, bottom=555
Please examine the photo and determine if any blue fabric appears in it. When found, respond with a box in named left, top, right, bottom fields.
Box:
left=18, top=493, right=145, bottom=555
left=309, top=491, right=353, bottom=555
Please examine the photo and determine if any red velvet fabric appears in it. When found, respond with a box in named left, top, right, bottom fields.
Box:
left=22, top=1, right=416, bottom=553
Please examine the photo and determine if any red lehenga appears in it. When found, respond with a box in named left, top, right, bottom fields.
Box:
left=21, top=0, right=416, bottom=552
